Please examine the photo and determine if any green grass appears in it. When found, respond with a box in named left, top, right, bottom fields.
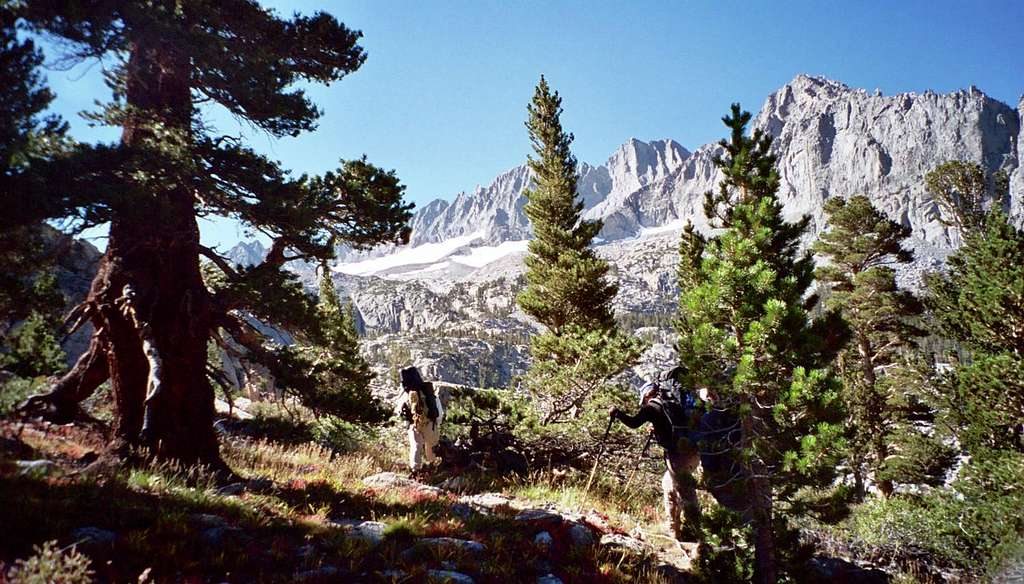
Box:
left=505, top=469, right=662, bottom=531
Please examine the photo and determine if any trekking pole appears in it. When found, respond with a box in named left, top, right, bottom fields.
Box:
left=583, top=416, right=615, bottom=502
left=622, top=431, right=654, bottom=493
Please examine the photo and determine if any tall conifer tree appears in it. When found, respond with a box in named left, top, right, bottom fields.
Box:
left=674, top=105, right=845, bottom=583
left=813, top=196, right=926, bottom=497
left=518, top=77, right=617, bottom=335
left=517, top=77, right=641, bottom=426
left=6, top=2, right=413, bottom=468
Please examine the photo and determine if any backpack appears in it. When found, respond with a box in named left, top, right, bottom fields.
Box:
left=649, top=382, right=703, bottom=452
left=401, top=366, right=440, bottom=423
left=420, top=382, right=440, bottom=423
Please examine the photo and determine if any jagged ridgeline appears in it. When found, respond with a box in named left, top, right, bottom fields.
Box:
left=65, top=76, right=1024, bottom=392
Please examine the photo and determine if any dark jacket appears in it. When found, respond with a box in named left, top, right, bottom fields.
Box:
left=613, top=398, right=700, bottom=454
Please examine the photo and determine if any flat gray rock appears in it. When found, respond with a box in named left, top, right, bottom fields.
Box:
left=514, top=508, right=564, bottom=526
left=332, top=519, right=388, bottom=545
left=427, top=569, right=475, bottom=584
left=599, top=533, right=648, bottom=555
left=362, top=472, right=443, bottom=497
left=418, top=537, right=486, bottom=554
left=458, top=492, right=513, bottom=513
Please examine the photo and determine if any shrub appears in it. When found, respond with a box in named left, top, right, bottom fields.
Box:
left=845, top=451, right=1024, bottom=578
left=0, top=375, right=47, bottom=415
left=0, top=311, right=65, bottom=378
left=4, top=540, right=94, bottom=584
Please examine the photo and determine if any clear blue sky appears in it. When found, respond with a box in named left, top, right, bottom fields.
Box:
left=40, top=0, right=1023, bottom=250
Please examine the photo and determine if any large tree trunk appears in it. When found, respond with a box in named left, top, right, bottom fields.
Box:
left=103, top=37, right=220, bottom=467
left=28, top=34, right=223, bottom=469
left=750, top=473, right=777, bottom=584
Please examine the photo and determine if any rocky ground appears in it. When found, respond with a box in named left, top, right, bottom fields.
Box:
left=0, top=406, right=899, bottom=583
left=0, top=413, right=697, bottom=583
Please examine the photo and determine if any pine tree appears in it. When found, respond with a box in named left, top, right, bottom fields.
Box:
left=291, top=266, right=381, bottom=422
left=921, top=174, right=1024, bottom=574
left=1, top=277, right=66, bottom=378
left=813, top=196, right=927, bottom=498
left=518, top=76, right=618, bottom=335
left=925, top=161, right=1007, bottom=240
left=516, top=77, right=642, bottom=426
left=0, top=8, right=68, bottom=379
left=6, top=2, right=413, bottom=469
left=925, top=208, right=1024, bottom=455
left=674, top=104, right=846, bottom=583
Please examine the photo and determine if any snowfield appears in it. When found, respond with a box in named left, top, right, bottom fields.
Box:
left=334, top=230, right=485, bottom=276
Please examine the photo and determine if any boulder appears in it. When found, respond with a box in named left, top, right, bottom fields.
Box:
left=533, top=531, right=553, bottom=551
left=449, top=502, right=476, bottom=520
left=567, top=522, right=596, bottom=548
left=332, top=519, right=388, bottom=545
left=400, top=537, right=486, bottom=562
left=514, top=508, right=564, bottom=529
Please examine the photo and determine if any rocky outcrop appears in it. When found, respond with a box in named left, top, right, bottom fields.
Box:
left=35, top=226, right=103, bottom=365
left=758, top=76, right=1018, bottom=248
left=1010, top=96, right=1024, bottom=223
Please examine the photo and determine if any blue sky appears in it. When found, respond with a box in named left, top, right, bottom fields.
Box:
left=40, top=0, right=1023, bottom=250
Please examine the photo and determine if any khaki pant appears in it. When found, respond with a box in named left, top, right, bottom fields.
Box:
left=663, top=446, right=701, bottom=541
left=408, top=419, right=440, bottom=471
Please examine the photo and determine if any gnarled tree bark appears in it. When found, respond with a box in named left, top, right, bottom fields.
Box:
left=24, top=34, right=224, bottom=470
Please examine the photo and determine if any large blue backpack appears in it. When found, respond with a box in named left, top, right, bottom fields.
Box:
left=648, top=381, right=704, bottom=453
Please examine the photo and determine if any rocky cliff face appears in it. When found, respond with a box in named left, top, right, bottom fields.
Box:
left=339, top=76, right=1019, bottom=271
left=757, top=76, right=1018, bottom=247
left=1010, top=97, right=1024, bottom=222
left=34, top=227, right=103, bottom=365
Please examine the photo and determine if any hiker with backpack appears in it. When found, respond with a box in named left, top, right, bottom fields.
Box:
left=395, top=366, right=448, bottom=473
left=609, top=367, right=706, bottom=541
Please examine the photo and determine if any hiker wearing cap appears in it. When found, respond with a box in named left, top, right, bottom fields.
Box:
left=609, top=370, right=705, bottom=541
left=395, top=366, right=447, bottom=473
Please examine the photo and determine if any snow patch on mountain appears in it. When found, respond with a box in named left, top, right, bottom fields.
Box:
left=334, top=230, right=486, bottom=276
left=449, top=240, right=530, bottom=268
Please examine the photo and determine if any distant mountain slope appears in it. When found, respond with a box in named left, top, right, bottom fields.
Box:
left=222, top=75, right=1022, bottom=391
left=330, top=75, right=1018, bottom=274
